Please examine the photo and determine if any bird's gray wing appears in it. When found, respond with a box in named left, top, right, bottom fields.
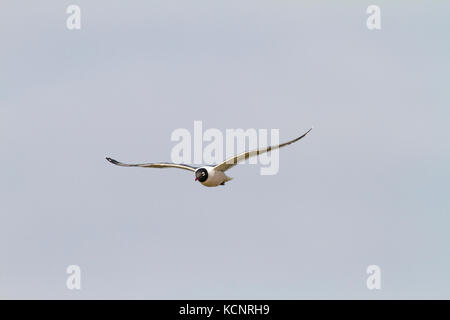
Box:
left=106, top=157, right=197, bottom=172
left=213, top=128, right=312, bottom=172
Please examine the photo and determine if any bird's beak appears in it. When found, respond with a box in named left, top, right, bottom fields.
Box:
left=195, top=177, right=198, bottom=181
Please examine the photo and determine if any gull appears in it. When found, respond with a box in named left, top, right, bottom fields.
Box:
left=106, top=128, right=312, bottom=187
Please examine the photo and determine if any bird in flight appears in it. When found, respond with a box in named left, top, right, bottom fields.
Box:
left=106, top=128, right=312, bottom=187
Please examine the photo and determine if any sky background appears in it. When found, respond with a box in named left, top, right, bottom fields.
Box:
left=1, top=1, right=449, bottom=299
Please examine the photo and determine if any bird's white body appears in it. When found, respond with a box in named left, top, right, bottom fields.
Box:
left=199, top=166, right=232, bottom=187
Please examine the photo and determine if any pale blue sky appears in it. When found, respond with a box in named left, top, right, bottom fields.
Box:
left=1, top=1, right=449, bottom=299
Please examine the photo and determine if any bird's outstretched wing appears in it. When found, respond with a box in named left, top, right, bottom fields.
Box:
left=106, top=157, right=197, bottom=172
left=213, top=128, right=312, bottom=172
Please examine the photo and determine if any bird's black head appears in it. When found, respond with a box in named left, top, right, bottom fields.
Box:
left=195, top=168, right=208, bottom=182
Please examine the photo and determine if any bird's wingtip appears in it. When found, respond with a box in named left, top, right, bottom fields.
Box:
left=106, top=157, right=119, bottom=165
left=303, top=127, right=313, bottom=135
